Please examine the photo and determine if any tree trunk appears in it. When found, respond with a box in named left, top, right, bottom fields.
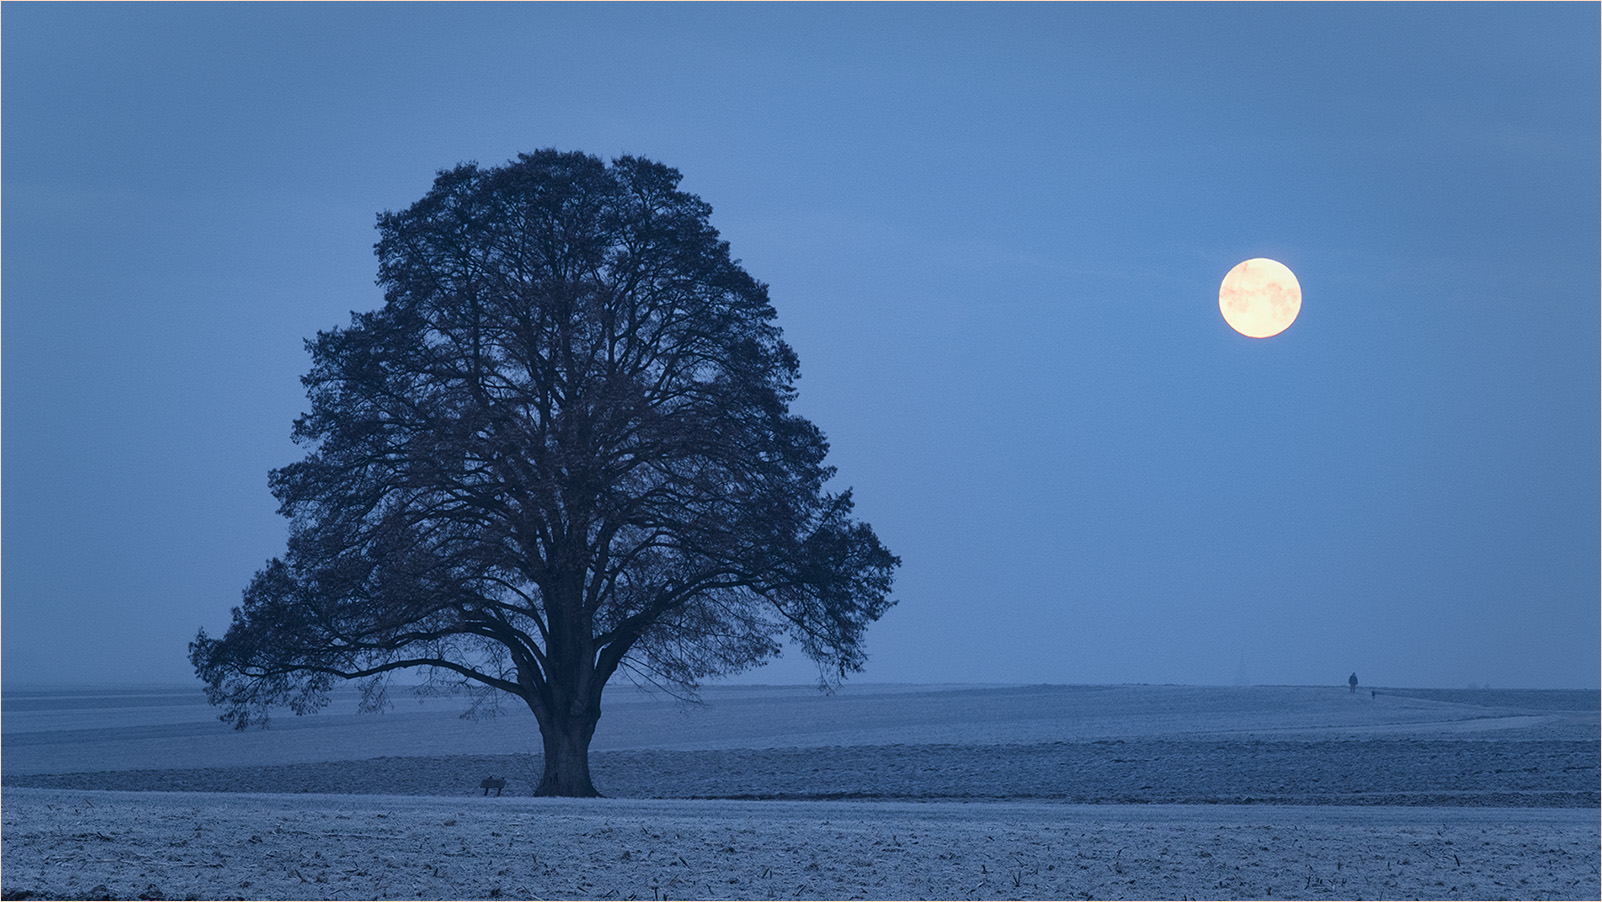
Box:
left=530, top=568, right=605, bottom=797
left=533, top=705, right=601, bottom=797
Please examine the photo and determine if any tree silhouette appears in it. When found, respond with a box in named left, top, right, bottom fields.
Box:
left=190, top=151, right=898, bottom=796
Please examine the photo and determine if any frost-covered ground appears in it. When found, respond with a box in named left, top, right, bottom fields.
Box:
left=5, top=789, right=1597, bottom=900
left=3, top=683, right=1597, bottom=899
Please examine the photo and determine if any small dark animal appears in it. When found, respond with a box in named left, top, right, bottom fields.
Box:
left=479, top=776, right=507, bottom=796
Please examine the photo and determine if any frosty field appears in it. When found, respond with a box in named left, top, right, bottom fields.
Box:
left=2, top=683, right=1597, bottom=899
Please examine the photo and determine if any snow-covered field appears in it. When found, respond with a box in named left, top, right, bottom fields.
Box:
left=3, top=683, right=1597, bottom=899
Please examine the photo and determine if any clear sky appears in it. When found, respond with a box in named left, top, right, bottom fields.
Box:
left=5, top=4, right=1597, bottom=690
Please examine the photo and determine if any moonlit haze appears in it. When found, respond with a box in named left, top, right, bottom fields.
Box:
left=4, top=4, right=1598, bottom=691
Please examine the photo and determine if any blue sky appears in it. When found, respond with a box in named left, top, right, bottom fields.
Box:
left=5, top=4, right=1597, bottom=689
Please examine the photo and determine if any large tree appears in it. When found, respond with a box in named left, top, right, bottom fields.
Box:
left=191, top=150, right=898, bottom=797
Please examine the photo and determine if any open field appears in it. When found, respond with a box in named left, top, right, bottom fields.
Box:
left=3, top=683, right=1597, bottom=899
left=4, top=789, right=1597, bottom=900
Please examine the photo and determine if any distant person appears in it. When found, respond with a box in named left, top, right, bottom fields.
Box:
left=1348, top=672, right=1358, bottom=694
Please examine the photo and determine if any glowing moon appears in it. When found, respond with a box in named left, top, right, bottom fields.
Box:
left=1219, top=258, right=1301, bottom=338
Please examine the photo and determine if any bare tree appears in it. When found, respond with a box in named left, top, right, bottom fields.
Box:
left=190, top=151, right=898, bottom=797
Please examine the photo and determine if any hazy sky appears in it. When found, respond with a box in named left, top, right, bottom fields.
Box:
left=5, top=4, right=1597, bottom=690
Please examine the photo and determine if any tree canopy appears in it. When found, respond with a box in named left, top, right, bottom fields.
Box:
left=190, top=150, right=899, bottom=795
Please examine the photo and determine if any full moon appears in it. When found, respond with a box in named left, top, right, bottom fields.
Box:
left=1219, top=258, right=1301, bottom=338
